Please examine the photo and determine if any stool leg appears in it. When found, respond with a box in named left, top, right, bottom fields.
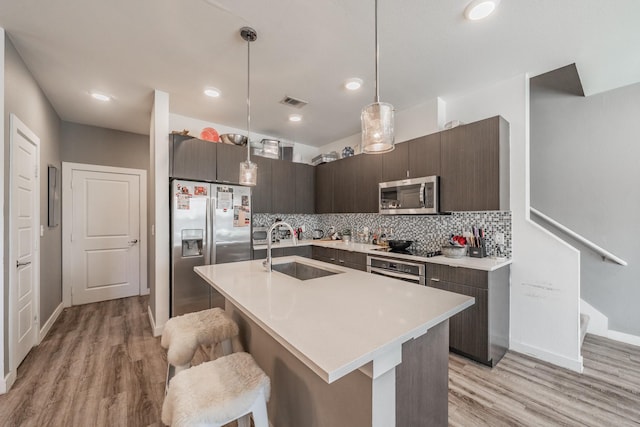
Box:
left=249, top=389, right=269, bottom=427
left=221, top=338, right=233, bottom=356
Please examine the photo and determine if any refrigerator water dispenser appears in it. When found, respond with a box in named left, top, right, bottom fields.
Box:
left=181, top=229, right=203, bottom=257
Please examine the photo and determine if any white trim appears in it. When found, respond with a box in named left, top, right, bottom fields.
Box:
left=580, top=299, right=609, bottom=337
left=39, top=302, right=63, bottom=343
left=62, top=162, right=147, bottom=307
left=0, top=26, right=6, bottom=392
left=607, top=330, right=640, bottom=347
left=141, top=287, right=150, bottom=296
left=8, top=114, right=41, bottom=391
left=510, top=341, right=584, bottom=373
left=1, top=370, right=16, bottom=395
left=148, top=304, right=163, bottom=337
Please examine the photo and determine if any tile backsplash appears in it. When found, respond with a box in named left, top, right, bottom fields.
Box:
left=253, top=211, right=512, bottom=258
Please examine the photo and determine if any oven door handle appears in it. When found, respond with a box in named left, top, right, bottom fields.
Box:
left=369, top=267, right=422, bottom=283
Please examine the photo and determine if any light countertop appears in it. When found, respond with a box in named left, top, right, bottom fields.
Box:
left=253, top=239, right=512, bottom=272
left=195, top=256, right=474, bottom=383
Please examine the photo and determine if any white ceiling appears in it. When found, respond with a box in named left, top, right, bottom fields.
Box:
left=1, top=0, right=639, bottom=147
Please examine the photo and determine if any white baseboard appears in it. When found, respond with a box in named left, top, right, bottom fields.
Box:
left=607, top=330, right=640, bottom=347
left=39, top=302, right=64, bottom=343
left=510, top=341, right=583, bottom=373
left=148, top=305, right=163, bottom=337
left=1, top=369, right=16, bottom=395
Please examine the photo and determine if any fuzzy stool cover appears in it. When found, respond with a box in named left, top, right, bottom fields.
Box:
left=161, top=308, right=240, bottom=367
left=162, top=352, right=271, bottom=427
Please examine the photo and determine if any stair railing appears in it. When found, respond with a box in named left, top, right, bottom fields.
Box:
left=530, top=207, right=627, bottom=266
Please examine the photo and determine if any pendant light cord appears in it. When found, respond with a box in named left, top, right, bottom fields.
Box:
left=246, top=36, right=251, bottom=162
left=374, top=0, right=379, bottom=103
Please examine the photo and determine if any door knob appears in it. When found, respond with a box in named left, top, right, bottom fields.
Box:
left=16, top=260, right=31, bottom=268
left=129, top=239, right=138, bottom=244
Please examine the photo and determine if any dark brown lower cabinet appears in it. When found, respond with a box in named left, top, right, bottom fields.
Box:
left=426, top=263, right=510, bottom=367
left=253, top=245, right=312, bottom=260
left=311, top=246, right=367, bottom=271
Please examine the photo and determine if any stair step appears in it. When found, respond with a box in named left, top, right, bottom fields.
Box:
left=580, top=313, right=590, bottom=346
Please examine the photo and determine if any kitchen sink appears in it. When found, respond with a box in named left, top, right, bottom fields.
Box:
left=271, top=262, right=342, bottom=281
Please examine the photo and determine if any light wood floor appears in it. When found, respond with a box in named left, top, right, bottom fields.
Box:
left=1, top=296, right=639, bottom=427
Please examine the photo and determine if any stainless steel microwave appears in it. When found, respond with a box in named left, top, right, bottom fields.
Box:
left=379, top=176, right=439, bottom=214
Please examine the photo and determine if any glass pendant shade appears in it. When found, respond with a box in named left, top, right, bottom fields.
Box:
left=239, top=159, right=257, bottom=186
left=361, top=102, right=395, bottom=153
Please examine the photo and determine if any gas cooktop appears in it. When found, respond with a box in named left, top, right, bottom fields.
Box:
left=372, top=247, right=442, bottom=258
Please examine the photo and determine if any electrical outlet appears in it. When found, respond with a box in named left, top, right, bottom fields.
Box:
left=495, top=232, right=504, bottom=245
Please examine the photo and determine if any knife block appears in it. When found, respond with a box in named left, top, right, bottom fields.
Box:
left=468, top=246, right=487, bottom=258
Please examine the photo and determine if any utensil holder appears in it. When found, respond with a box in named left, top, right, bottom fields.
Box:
left=468, top=246, right=487, bottom=258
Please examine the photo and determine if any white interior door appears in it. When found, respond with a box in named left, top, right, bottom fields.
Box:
left=69, top=169, right=140, bottom=305
left=10, top=115, right=40, bottom=368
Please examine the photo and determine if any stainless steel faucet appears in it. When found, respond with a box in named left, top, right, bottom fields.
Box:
left=263, top=221, right=297, bottom=271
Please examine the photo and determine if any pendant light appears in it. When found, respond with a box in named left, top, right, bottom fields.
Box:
left=361, top=0, right=395, bottom=154
left=239, top=26, right=258, bottom=186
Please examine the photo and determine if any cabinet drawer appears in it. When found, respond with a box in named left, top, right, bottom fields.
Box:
left=283, top=245, right=312, bottom=258
left=426, top=263, right=487, bottom=289
left=312, top=246, right=336, bottom=262
left=335, top=249, right=366, bottom=267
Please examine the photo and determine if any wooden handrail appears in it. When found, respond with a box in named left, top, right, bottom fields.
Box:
left=530, top=207, right=628, bottom=266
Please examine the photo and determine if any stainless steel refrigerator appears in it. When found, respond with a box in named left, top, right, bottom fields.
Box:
left=170, top=179, right=252, bottom=317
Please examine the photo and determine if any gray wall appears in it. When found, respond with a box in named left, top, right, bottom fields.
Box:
left=4, top=36, right=62, bottom=374
left=60, top=121, right=151, bottom=297
left=61, top=122, right=148, bottom=171
left=530, top=81, right=640, bottom=336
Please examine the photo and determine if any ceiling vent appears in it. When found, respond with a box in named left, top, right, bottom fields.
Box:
left=279, top=95, right=308, bottom=109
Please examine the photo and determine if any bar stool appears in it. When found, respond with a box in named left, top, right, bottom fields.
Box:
left=161, top=308, right=241, bottom=378
left=161, top=352, right=270, bottom=427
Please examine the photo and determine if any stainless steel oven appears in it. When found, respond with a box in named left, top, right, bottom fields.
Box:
left=366, top=255, right=426, bottom=285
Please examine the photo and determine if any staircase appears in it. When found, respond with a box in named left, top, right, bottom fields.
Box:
left=580, top=313, right=590, bottom=347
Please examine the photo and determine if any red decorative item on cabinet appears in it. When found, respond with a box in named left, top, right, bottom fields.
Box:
left=200, top=127, right=220, bottom=142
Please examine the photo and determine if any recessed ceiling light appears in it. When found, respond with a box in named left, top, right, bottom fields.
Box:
left=289, top=114, right=302, bottom=122
left=344, top=78, right=363, bottom=91
left=204, top=87, right=221, bottom=98
left=464, top=0, right=500, bottom=20
left=90, top=92, right=110, bottom=102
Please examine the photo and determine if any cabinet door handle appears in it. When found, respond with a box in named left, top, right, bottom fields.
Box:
left=330, top=258, right=336, bottom=261
left=430, top=278, right=440, bottom=282
left=339, top=259, right=345, bottom=263
left=129, top=239, right=138, bottom=245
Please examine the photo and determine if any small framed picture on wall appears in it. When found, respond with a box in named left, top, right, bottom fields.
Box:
left=48, top=165, right=59, bottom=227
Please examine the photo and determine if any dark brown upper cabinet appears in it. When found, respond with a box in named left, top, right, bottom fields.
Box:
left=381, top=142, right=409, bottom=182
left=251, top=156, right=272, bottom=213
left=294, top=163, right=315, bottom=214
left=355, top=153, right=383, bottom=213
left=408, top=133, right=441, bottom=178
left=271, top=159, right=296, bottom=214
left=333, top=156, right=359, bottom=213
left=216, top=143, right=247, bottom=184
left=315, top=162, right=335, bottom=214
left=440, top=116, right=509, bottom=212
left=170, top=135, right=217, bottom=181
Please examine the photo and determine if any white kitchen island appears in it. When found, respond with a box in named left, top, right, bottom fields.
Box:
left=195, top=256, right=474, bottom=427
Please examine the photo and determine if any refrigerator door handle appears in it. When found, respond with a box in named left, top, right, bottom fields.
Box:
left=210, top=192, right=216, bottom=265
left=205, top=196, right=212, bottom=265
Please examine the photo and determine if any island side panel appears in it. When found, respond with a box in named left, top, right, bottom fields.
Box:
left=396, top=319, right=449, bottom=427
left=227, top=302, right=373, bottom=427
